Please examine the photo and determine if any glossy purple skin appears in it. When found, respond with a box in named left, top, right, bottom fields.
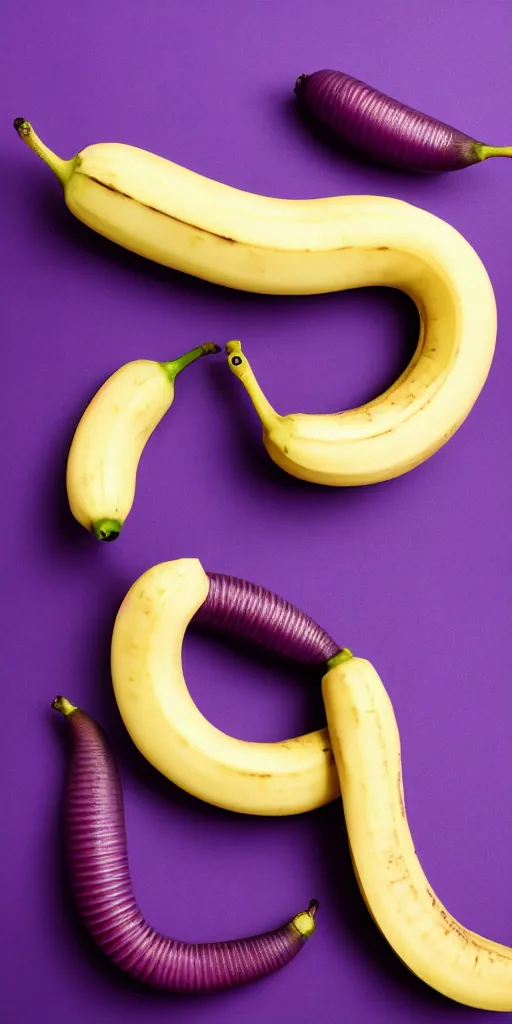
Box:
left=295, top=69, right=482, bottom=172
left=53, top=700, right=317, bottom=993
left=192, top=572, right=340, bottom=665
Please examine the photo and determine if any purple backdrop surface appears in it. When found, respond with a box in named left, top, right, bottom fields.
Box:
left=1, top=2, right=511, bottom=1022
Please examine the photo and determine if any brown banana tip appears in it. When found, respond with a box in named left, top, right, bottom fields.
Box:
left=307, top=899, right=319, bottom=917
left=13, top=117, right=30, bottom=135
left=204, top=343, right=222, bottom=355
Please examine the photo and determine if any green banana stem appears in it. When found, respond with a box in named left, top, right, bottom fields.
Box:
left=93, top=519, right=122, bottom=542
left=326, top=648, right=354, bottom=669
left=13, top=119, right=76, bottom=186
left=161, top=343, right=220, bottom=383
left=52, top=696, right=78, bottom=717
left=225, top=341, right=281, bottom=432
left=476, top=143, right=512, bottom=161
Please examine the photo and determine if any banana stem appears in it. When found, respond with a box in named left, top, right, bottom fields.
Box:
left=326, top=648, right=354, bottom=669
left=13, top=119, right=75, bottom=186
left=476, top=143, right=512, bottom=161
left=161, top=343, right=221, bottom=383
left=225, top=341, right=281, bottom=432
left=93, top=518, right=122, bottom=542
left=292, top=899, right=319, bottom=937
left=52, top=696, right=78, bottom=717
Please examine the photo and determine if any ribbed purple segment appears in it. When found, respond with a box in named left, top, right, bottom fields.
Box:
left=192, top=572, right=339, bottom=665
left=62, top=709, right=309, bottom=992
left=295, top=70, right=480, bottom=172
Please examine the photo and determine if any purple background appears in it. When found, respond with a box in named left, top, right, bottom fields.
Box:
left=1, top=2, right=511, bottom=1021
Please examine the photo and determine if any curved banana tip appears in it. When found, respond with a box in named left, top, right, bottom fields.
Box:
left=13, top=117, right=31, bottom=137
left=225, top=340, right=244, bottom=371
left=93, top=518, right=122, bottom=542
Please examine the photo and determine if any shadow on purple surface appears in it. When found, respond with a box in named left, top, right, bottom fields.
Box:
left=37, top=405, right=100, bottom=556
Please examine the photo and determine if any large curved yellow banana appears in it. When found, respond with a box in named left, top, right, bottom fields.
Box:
left=66, top=344, right=219, bottom=541
left=110, top=557, right=340, bottom=815
left=14, top=119, right=497, bottom=484
left=322, top=651, right=511, bottom=1012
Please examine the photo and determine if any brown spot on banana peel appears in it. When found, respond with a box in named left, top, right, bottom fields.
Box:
left=88, top=176, right=133, bottom=200
left=397, top=782, right=406, bottom=818
left=426, top=887, right=437, bottom=908
left=321, top=745, right=336, bottom=764
left=86, top=175, right=237, bottom=243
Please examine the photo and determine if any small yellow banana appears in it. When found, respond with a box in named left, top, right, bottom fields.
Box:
left=110, top=557, right=340, bottom=815
left=14, top=118, right=496, bottom=485
left=322, top=651, right=512, bottom=1012
left=66, top=344, right=219, bottom=541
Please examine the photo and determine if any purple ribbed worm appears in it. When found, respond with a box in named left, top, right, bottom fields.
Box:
left=52, top=696, right=318, bottom=993
left=294, top=69, right=512, bottom=173
left=192, top=572, right=340, bottom=665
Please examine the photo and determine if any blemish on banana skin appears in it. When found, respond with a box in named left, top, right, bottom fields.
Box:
left=87, top=175, right=237, bottom=241
left=397, top=770, right=406, bottom=818
left=322, top=746, right=336, bottom=764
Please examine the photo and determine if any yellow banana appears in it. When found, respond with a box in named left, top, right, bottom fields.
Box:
left=110, top=557, right=340, bottom=815
left=14, top=118, right=496, bottom=484
left=225, top=314, right=493, bottom=485
left=66, top=344, right=219, bottom=541
left=322, top=651, right=511, bottom=1012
